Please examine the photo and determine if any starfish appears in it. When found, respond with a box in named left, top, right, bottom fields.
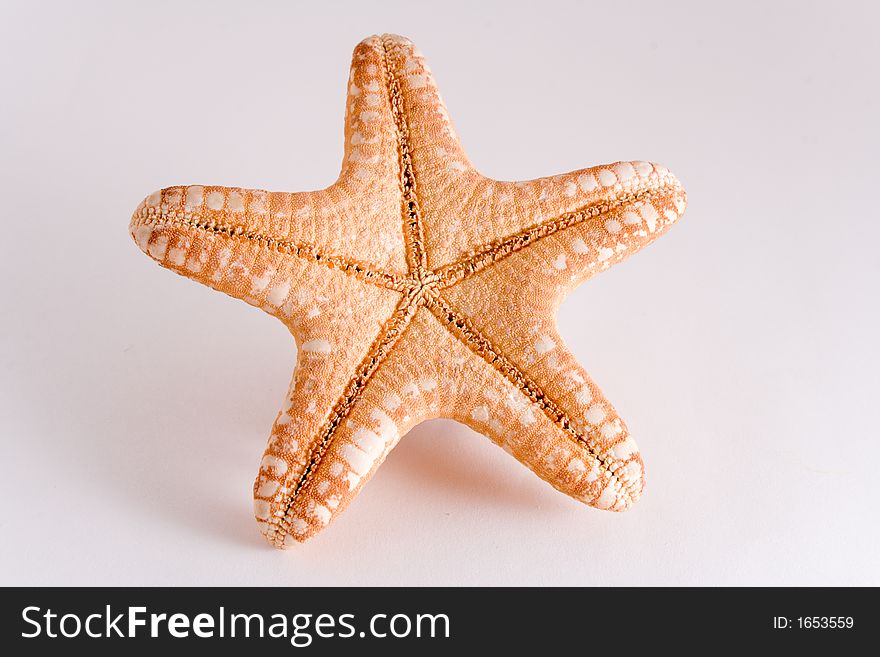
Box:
left=130, top=34, right=687, bottom=547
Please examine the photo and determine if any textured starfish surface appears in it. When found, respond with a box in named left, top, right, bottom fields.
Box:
left=130, top=34, right=687, bottom=547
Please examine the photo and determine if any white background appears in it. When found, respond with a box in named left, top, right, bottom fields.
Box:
left=1, top=0, right=878, bottom=585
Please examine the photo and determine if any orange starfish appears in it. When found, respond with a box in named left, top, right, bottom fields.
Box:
left=130, top=34, right=687, bottom=547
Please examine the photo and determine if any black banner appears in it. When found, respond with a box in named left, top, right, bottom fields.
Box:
left=1, top=587, right=871, bottom=652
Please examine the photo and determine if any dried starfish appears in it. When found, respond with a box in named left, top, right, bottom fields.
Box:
left=130, top=34, right=687, bottom=547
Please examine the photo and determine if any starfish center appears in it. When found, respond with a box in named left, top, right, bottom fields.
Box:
left=401, top=269, right=443, bottom=298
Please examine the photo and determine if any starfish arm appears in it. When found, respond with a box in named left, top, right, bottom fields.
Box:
left=333, top=35, right=426, bottom=273
left=336, top=33, right=481, bottom=275
left=255, top=292, right=426, bottom=546
left=375, top=34, right=472, bottom=172
left=438, top=161, right=686, bottom=290
left=130, top=185, right=409, bottom=310
left=360, top=34, right=487, bottom=271
left=424, top=292, right=644, bottom=511
left=248, top=285, right=409, bottom=547
left=373, top=34, right=688, bottom=274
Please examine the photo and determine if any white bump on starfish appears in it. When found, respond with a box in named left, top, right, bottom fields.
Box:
left=134, top=225, right=152, bottom=251
left=471, top=405, right=490, bottom=422
left=185, top=185, right=204, bottom=209
left=254, top=499, right=271, bottom=521
left=612, top=162, right=636, bottom=182
left=543, top=449, right=560, bottom=470
left=622, top=210, right=642, bottom=225
left=634, top=161, right=654, bottom=177
left=601, top=421, right=622, bottom=439
left=250, top=271, right=271, bottom=293
left=595, top=481, right=619, bottom=509
left=585, top=404, right=606, bottom=425
left=612, top=436, right=639, bottom=460
left=348, top=149, right=381, bottom=164
left=534, top=335, right=556, bottom=354
left=564, top=181, right=577, bottom=197
left=250, top=190, right=267, bottom=213
left=578, top=173, right=598, bottom=192
left=598, top=169, right=617, bottom=187
left=260, top=455, right=288, bottom=477
left=552, top=254, right=568, bottom=270
left=206, top=191, right=224, bottom=210
left=329, top=461, right=343, bottom=477
left=257, top=480, right=280, bottom=497
left=167, top=246, right=186, bottom=266
left=604, top=218, right=622, bottom=234
left=301, top=339, right=332, bottom=354
left=353, top=427, right=384, bottom=457
left=571, top=237, right=590, bottom=255
left=340, top=443, right=372, bottom=476
left=184, top=252, right=203, bottom=272
left=370, top=408, right=398, bottom=443
left=229, top=259, right=249, bottom=277
left=289, top=518, right=308, bottom=535
left=228, top=191, right=244, bottom=212
left=383, top=393, right=402, bottom=412
left=567, top=458, right=586, bottom=474
left=598, top=247, right=614, bottom=262
left=504, top=390, right=537, bottom=426
left=623, top=460, right=643, bottom=483
left=640, top=204, right=659, bottom=232
left=209, top=248, right=232, bottom=283
left=148, top=235, right=168, bottom=260
left=576, top=386, right=593, bottom=405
